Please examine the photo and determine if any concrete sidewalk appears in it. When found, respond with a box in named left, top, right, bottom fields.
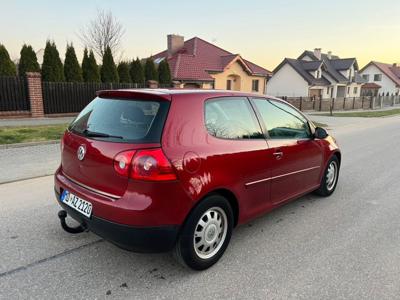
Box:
left=308, top=103, right=400, bottom=115
left=308, top=113, right=400, bottom=137
left=0, top=117, right=74, bottom=127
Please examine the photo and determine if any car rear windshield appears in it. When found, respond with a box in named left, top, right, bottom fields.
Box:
left=68, top=97, right=169, bottom=143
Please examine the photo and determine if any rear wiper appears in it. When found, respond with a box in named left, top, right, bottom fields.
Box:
left=83, top=129, right=123, bottom=139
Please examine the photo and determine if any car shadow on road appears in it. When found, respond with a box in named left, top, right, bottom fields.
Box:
left=59, top=192, right=327, bottom=293
left=2, top=191, right=333, bottom=299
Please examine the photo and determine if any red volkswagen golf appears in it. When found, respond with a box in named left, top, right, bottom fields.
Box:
left=54, top=89, right=340, bottom=270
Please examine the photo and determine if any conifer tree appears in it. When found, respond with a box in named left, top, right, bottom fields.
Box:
left=100, top=46, right=118, bottom=83
left=158, top=59, right=172, bottom=85
left=82, top=50, right=100, bottom=82
left=41, top=41, right=64, bottom=81
left=18, top=44, right=40, bottom=75
left=81, top=48, right=90, bottom=81
left=0, top=44, right=17, bottom=76
left=64, top=44, right=83, bottom=82
left=117, top=61, right=131, bottom=83
left=144, top=58, right=158, bottom=82
left=129, top=58, right=145, bottom=85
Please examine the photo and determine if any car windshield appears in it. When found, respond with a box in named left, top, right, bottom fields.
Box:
left=68, top=97, right=169, bottom=143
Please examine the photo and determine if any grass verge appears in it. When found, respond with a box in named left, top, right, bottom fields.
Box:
left=312, top=108, right=400, bottom=118
left=0, top=124, right=68, bottom=145
left=311, top=121, right=328, bottom=127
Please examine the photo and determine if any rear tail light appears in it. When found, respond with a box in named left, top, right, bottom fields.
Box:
left=131, top=148, right=177, bottom=181
left=113, top=148, right=177, bottom=181
left=114, top=150, right=137, bottom=177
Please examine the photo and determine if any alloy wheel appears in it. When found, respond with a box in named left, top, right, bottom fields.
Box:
left=193, top=207, right=228, bottom=259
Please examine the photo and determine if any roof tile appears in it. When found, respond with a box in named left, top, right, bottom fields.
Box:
left=152, top=37, right=271, bottom=81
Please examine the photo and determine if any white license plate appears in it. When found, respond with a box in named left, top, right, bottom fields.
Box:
left=60, top=190, right=92, bottom=218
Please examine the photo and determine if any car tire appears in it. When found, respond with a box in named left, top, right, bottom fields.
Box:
left=315, top=155, right=340, bottom=197
left=174, top=194, right=234, bottom=270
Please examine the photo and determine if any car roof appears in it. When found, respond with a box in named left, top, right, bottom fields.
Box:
left=97, top=88, right=279, bottom=101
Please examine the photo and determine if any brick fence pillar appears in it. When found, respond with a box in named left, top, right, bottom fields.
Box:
left=26, top=72, right=44, bottom=118
left=147, top=80, right=159, bottom=89
left=172, top=81, right=181, bottom=88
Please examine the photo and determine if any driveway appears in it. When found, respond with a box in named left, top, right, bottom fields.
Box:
left=1, top=115, right=400, bottom=299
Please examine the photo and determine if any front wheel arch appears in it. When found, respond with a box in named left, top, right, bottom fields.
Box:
left=332, top=151, right=341, bottom=166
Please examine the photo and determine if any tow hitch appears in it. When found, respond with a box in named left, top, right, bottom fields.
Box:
left=58, top=210, right=86, bottom=234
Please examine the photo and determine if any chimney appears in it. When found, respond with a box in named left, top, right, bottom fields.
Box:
left=393, top=63, right=398, bottom=67
left=167, top=34, right=184, bottom=57
left=314, top=48, right=322, bottom=60
left=327, top=51, right=332, bottom=59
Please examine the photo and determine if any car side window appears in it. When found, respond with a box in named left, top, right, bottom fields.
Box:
left=252, top=98, right=311, bottom=139
left=205, top=97, right=263, bottom=140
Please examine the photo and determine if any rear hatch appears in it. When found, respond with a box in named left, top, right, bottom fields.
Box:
left=61, top=94, right=170, bottom=198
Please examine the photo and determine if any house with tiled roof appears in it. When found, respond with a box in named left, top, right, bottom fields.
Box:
left=359, top=62, right=400, bottom=96
left=267, top=48, right=365, bottom=98
left=151, top=35, right=271, bottom=94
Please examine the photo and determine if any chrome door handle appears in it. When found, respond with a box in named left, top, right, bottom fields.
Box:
left=273, top=151, right=283, bottom=159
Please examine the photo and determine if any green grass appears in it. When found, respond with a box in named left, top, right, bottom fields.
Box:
left=311, top=121, right=328, bottom=128
left=0, top=124, right=68, bottom=145
left=312, top=108, right=400, bottom=118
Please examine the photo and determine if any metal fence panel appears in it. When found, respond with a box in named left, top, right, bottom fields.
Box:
left=42, top=82, right=151, bottom=114
left=0, top=76, right=29, bottom=112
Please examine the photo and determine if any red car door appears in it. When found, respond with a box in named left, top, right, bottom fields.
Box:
left=202, top=97, right=273, bottom=220
left=251, top=98, right=323, bottom=205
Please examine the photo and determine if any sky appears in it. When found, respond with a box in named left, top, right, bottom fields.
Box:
left=1, top=0, right=400, bottom=71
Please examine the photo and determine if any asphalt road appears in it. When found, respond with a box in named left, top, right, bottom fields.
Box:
left=1, top=115, right=400, bottom=299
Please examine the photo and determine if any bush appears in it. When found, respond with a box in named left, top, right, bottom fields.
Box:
left=18, top=44, right=40, bottom=75
left=42, top=41, right=64, bottom=82
left=129, top=58, right=145, bottom=85
left=64, top=44, right=83, bottom=82
left=100, top=46, right=118, bottom=83
left=117, top=61, right=131, bottom=83
left=0, top=44, right=17, bottom=76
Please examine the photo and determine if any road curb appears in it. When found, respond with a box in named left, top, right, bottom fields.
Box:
left=0, top=140, right=60, bottom=150
left=0, top=173, right=55, bottom=185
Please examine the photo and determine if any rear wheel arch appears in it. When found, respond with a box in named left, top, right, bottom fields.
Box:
left=186, top=188, right=239, bottom=228
left=210, top=189, right=239, bottom=227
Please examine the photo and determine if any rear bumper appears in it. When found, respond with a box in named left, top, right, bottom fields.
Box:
left=54, top=166, right=192, bottom=227
left=56, top=190, right=179, bottom=252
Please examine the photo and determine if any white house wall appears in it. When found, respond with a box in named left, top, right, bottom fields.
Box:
left=360, top=64, right=399, bottom=95
left=267, top=64, right=309, bottom=97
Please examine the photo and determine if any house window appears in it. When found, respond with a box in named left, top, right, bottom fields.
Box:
left=327, top=87, right=330, bottom=95
left=316, top=70, right=320, bottom=78
left=374, top=74, right=382, bottom=81
left=362, top=74, right=370, bottom=81
left=226, top=80, right=232, bottom=90
left=347, top=87, right=350, bottom=94
left=252, top=80, right=259, bottom=92
left=353, top=87, right=358, bottom=94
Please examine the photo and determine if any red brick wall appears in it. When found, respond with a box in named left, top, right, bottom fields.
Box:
left=26, top=72, right=44, bottom=118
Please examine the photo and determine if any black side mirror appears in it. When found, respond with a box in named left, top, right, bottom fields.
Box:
left=314, top=127, right=328, bottom=139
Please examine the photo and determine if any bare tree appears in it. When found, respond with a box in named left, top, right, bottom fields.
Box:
left=78, top=9, right=125, bottom=59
